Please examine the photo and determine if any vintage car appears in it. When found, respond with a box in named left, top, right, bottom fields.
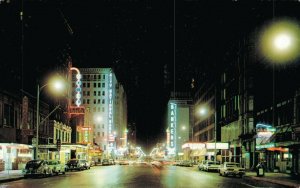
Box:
left=219, top=162, right=245, bottom=178
left=46, top=160, right=65, bottom=175
left=24, top=160, right=53, bottom=178
left=203, top=161, right=220, bottom=172
left=65, top=159, right=85, bottom=171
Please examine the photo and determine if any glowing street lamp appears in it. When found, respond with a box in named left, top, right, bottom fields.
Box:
left=258, top=19, right=300, bottom=64
left=36, top=75, right=66, bottom=159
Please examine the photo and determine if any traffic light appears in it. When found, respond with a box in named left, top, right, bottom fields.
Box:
left=57, top=139, right=61, bottom=151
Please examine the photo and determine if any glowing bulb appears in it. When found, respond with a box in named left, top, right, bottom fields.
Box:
left=274, top=33, right=291, bottom=51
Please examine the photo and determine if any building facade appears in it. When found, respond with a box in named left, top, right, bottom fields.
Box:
left=72, top=68, right=127, bottom=157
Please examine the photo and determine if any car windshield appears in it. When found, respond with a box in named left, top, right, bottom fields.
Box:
left=68, top=160, right=78, bottom=164
left=25, top=160, right=42, bottom=169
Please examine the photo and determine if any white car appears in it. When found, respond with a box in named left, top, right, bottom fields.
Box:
left=219, top=162, right=245, bottom=178
left=203, top=161, right=220, bottom=172
left=198, top=160, right=208, bottom=171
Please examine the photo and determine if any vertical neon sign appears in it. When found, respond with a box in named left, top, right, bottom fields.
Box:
left=71, top=67, right=82, bottom=107
left=169, top=103, right=177, bottom=152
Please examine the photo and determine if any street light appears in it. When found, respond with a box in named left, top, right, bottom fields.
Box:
left=258, top=19, right=300, bottom=64
left=197, top=100, right=217, bottom=163
left=35, top=76, right=66, bottom=160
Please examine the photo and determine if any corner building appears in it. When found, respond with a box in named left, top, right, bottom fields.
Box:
left=72, top=68, right=127, bottom=157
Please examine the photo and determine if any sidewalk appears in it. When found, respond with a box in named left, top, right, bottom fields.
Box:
left=0, top=170, right=24, bottom=183
left=244, top=171, right=300, bottom=188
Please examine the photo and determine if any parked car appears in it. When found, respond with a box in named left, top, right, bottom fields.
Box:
left=180, top=160, right=193, bottom=167
left=109, top=159, right=116, bottom=165
left=119, top=159, right=129, bottom=165
left=24, top=160, right=53, bottom=178
left=102, top=159, right=110, bottom=166
left=203, top=161, right=220, bottom=172
left=219, top=162, right=245, bottom=178
left=198, top=160, right=208, bottom=171
left=80, top=160, right=91, bottom=169
left=65, top=159, right=85, bottom=171
left=46, top=160, right=65, bottom=175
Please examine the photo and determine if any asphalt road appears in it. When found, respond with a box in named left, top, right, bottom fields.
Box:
left=0, top=163, right=280, bottom=188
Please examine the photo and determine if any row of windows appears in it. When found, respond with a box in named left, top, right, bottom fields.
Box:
left=72, top=99, right=106, bottom=105
left=73, top=74, right=106, bottom=80
left=82, top=82, right=106, bottom=88
left=72, top=82, right=106, bottom=88
left=96, top=132, right=105, bottom=137
left=82, top=90, right=105, bottom=97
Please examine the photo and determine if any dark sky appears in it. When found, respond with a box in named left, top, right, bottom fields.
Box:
left=1, top=0, right=300, bottom=151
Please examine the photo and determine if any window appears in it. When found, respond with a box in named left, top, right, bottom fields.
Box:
left=94, top=91, right=96, bottom=96
left=83, top=99, right=86, bottom=104
left=102, top=107, right=105, bottom=112
left=97, top=132, right=100, bottom=136
left=98, top=99, right=100, bottom=104
left=94, top=83, right=97, bottom=87
left=102, top=132, right=104, bottom=137
left=102, top=99, right=105, bottom=104
left=87, top=83, right=90, bottom=88
left=83, top=83, right=86, bottom=87
left=98, top=83, right=101, bottom=88
left=98, top=75, right=101, bottom=79
left=97, top=107, right=100, bottom=112
left=102, top=91, right=105, bottom=96
left=87, top=91, right=90, bottom=96
left=94, top=75, right=96, bottom=79
left=98, top=91, right=101, bottom=96
left=94, top=99, right=96, bottom=104
left=102, top=83, right=105, bottom=87
left=102, top=124, right=104, bottom=129
left=93, top=107, right=96, bottom=112
left=83, top=91, right=86, bottom=96
left=87, top=99, right=90, bottom=104
left=103, top=75, right=105, bottom=79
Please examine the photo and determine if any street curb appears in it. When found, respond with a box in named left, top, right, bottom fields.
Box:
left=0, top=176, right=24, bottom=184
left=244, top=176, right=300, bottom=188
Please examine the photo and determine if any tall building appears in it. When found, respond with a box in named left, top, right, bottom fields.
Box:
left=72, top=68, right=127, bottom=157
left=167, top=92, right=193, bottom=158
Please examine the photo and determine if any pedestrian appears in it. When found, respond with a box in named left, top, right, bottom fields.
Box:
left=256, top=162, right=265, bottom=177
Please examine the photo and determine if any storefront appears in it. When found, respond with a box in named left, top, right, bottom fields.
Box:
left=0, top=143, right=34, bottom=171
left=38, top=144, right=88, bottom=164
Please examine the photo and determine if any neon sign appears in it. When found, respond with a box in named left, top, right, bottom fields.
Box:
left=169, top=103, right=177, bottom=151
left=71, top=67, right=82, bottom=107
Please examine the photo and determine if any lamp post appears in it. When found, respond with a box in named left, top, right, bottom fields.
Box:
left=257, top=18, right=300, bottom=172
left=198, top=92, right=217, bottom=163
left=35, top=76, right=65, bottom=160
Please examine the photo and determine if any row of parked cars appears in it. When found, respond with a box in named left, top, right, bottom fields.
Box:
left=23, top=159, right=92, bottom=178
left=198, top=160, right=246, bottom=178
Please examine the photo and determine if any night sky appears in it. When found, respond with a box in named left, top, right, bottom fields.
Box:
left=1, top=0, right=300, bottom=151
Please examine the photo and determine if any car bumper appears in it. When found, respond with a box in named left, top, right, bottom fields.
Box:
left=225, top=171, right=245, bottom=176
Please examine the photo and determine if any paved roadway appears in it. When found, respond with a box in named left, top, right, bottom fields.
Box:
left=0, top=163, right=281, bottom=188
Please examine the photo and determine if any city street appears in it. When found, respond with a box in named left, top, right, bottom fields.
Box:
left=0, top=163, right=282, bottom=188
